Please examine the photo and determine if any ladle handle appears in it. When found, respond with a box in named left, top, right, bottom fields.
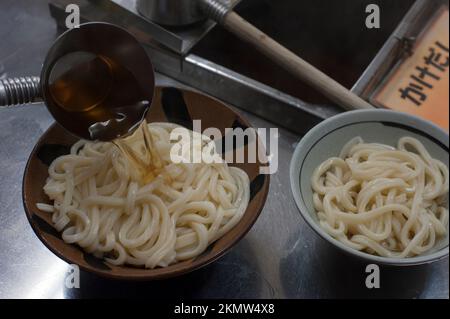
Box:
left=202, top=0, right=375, bottom=110
left=0, top=76, right=42, bottom=108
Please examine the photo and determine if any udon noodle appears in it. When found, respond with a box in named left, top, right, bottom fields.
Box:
left=37, top=122, right=250, bottom=268
left=311, top=136, right=449, bottom=258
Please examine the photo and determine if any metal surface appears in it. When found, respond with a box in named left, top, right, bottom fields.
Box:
left=0, top=0, right=448, bottom=299
left=135, top=0, right=233, bottom=27
left=199, top=0, right=232, bottom=23
left=50, top=0, right=221, bottom=55
left=136, top=0, right=206, bottom=26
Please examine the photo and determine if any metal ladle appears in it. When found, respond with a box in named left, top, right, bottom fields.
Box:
left=0, top=22, right=155, bottom=141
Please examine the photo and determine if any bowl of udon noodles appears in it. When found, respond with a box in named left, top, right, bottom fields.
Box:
left=23, top=87, right=270, bottom=280
left=290, top=109, right=449, bottom=266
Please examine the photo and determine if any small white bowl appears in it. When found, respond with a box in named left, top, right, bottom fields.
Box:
left=290, top=109, right=449, bottom=266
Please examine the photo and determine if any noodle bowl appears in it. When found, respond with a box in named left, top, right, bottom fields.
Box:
left=311, top=136, right=449, bottom=258
left=37, top=122, right=250, bottom=268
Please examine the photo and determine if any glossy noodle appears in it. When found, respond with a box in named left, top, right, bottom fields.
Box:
left=311, top=136, right=449, bottom=258
left=37, top=122, right=250, bottom=268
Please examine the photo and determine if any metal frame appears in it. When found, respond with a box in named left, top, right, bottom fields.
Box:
left=352, top=0, right=448, bottom=103
left=49, top=0, right=223, bottom=54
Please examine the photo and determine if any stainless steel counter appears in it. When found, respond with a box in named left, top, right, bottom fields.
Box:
left=0, top=0, right=448, bottom=299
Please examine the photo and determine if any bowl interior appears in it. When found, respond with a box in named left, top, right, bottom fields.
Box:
left=23, top=86, right=270, bottom=280
left=291, top=110, right=449, bottom=265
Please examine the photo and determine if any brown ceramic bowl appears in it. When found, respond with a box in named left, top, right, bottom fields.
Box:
left=23, top=87, right=270, bottom=280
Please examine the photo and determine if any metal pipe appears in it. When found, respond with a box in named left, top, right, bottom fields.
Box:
left=0, top=77, right=41, bottom=107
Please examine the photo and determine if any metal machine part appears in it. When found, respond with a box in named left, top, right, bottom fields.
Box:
left=0, top=77, right=41, bottom=106
left=136, top=0, right=233, bottom=27
left=47, top=0, right=422, bottom=134
left=136, top=0, right=229, bottom=26
left=49, top=0, right=237, bottom=55
left=137, top=0, right=205, bottom=26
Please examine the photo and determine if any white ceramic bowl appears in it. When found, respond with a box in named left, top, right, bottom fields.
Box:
left=290, top=109, right=449, bottom=266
